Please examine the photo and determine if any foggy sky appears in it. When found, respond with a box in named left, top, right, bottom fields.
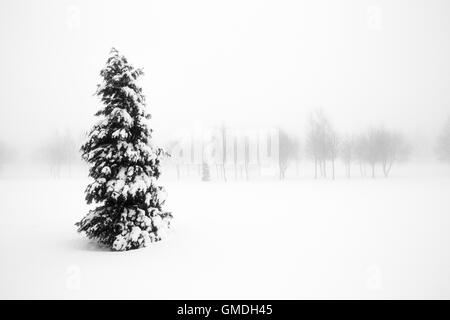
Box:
left=1, top=0, right=449, bottom=149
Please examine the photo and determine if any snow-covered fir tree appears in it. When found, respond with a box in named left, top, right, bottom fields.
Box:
left=76, top=48, right=172, bottom=251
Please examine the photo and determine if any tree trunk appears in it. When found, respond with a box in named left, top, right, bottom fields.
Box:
left=383, top=160, right=393, bottom=178
left=371, top=163, right=375, bottom=178
left=319, top=159, right=323, bottom=177
left=280, top=165, right=286, bottom=180
left=314, top=158, right=318, bottom=179
left=387, top=161, right=393, bottom=177
left=222, top=126, right=227, bottom=182
left=348, top=162, right=351, bottom=178
left=222, top=164, right=227, bottom=182
left=332, top=159, right=335, bottom=180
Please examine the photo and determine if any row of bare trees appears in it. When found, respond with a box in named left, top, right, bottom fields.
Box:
left=0, top=115, right=447, bottom=180
left=167, top=112, right=450, bottom=181
left=1, top=115, right=449, bottom=180
left=167, top=110, right=417, bottom=180
left=339, top=130, right=410, bottom=179
left=167, top=130, right=267, bottom=181
left=305, top=110, right=410, bottom=179
left=164, top=115, right=410, bottom=180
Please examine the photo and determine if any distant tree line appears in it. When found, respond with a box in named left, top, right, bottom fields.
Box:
left=305, top=110, right=410, bottom=179
left=30, top=130, right=80, bottom=178
left=3, top=112, right=450, bottom=180
left=165, top=110, right=420, bottom=181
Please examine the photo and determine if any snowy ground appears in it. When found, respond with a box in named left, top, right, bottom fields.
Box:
left=1, top=164, right=450, bottom=299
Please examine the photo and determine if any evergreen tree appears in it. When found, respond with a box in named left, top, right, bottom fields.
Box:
left=76, top=48, right=172, bottom=251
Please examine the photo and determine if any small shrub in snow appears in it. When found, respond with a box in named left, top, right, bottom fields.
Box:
left=201, top=162, right=210, bottom=181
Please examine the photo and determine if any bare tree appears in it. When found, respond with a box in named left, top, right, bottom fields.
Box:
left=278, top=129, right=300, bottom=180
left=355, top=134, right=368, bottom=177
left=365, top=129, right=382, bottom=178
left=326, top=126, right=339, bottom=180
left=256, top=133, right=262, bottom=178
left=306, top=111, right=326, bottom=179
left=41, top=131, right=78, bottom=178
left=244, top=135, right=250, bottom=180
left=436, top=116, right=450, bottom=162
left=340, top=135, right=355, bottom=178
left=218, top=123, right=227, bottom=181
left=232, top=130, right=247, bottom=180
left=305, top=110, right=336, bottom=179
left=306, top=122, right=319, bottom=179
left=233, top=134, right=238, bottom=180
left=166, top=139, right=183, bottom=180
left=278, top=135, right=289, bottom=179
left=378, top=130, right=410, bottom=177
left=292, top=135, right=302, bottom=177
left=357, top=128, right=409, bottom=178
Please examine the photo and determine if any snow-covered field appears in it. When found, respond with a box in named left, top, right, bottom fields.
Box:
left=1, top=165, right=450, bottom=299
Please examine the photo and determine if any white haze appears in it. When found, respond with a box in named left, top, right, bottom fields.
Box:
left=0, top=0, right=449, bottom=153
